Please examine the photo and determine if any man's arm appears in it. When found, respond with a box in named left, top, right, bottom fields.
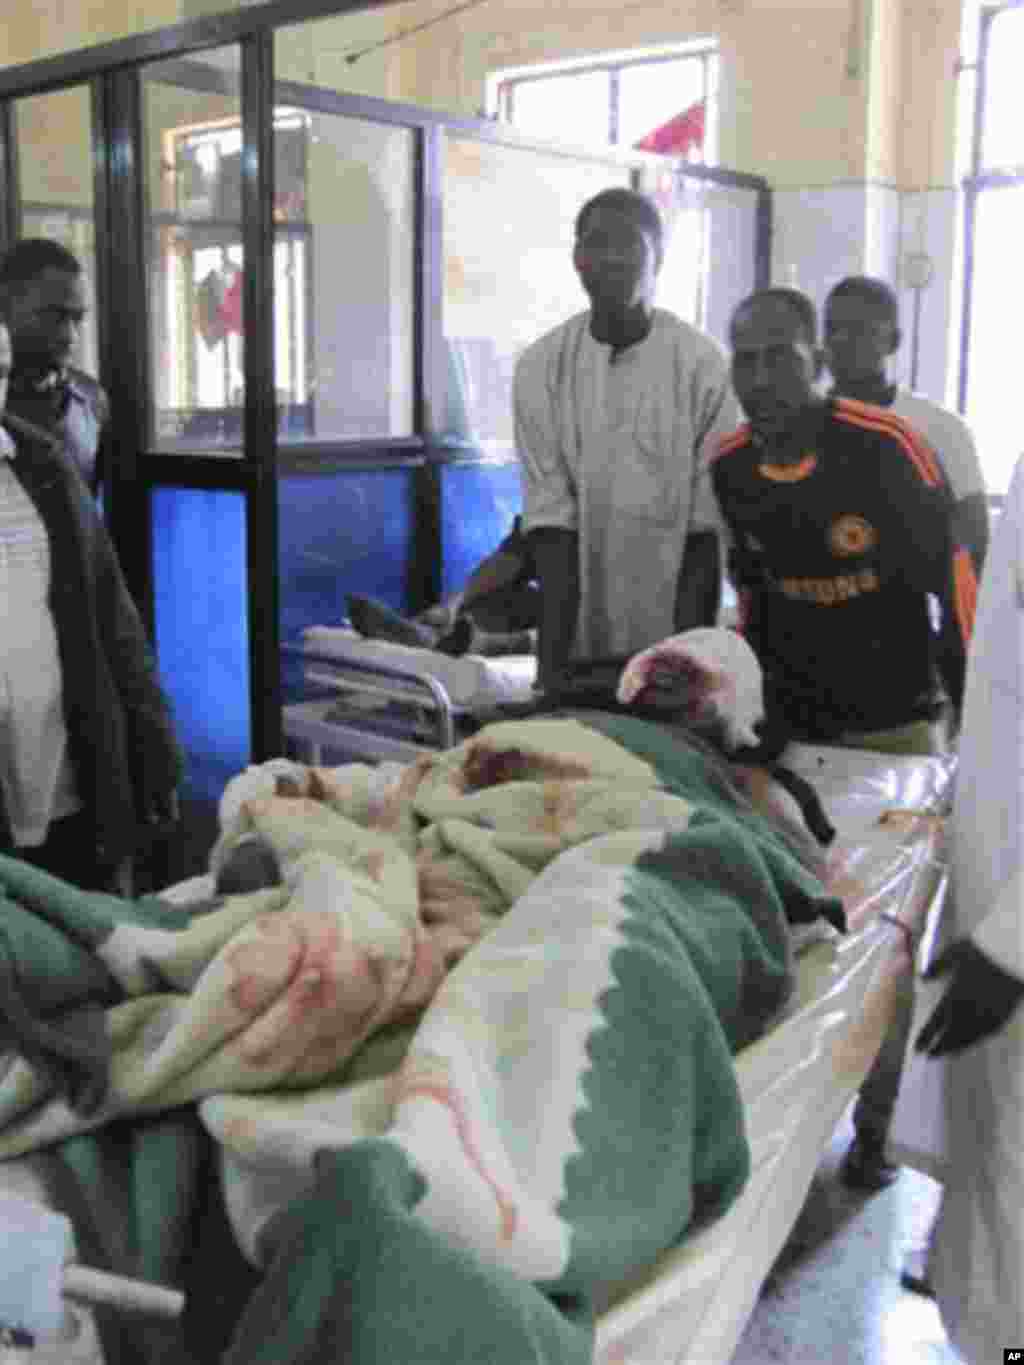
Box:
left=674, top=530, right=721, bottom=631
left=954, top=490, right=990, bottom=578
left=528, top=527, right=579, bottom=690
left=514, top=344, right=579, bottom=688
left=460, top=539, right=530, bottom=612
left=935, top=492, right=988, bottom=721
left=91, top=382, right=112, bottom=498
left=682, top=345, right=740, bottom=630
left=872, top=424, right=978, bottom=719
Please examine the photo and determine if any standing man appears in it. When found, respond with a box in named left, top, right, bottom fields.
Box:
left=914, top=453, right=1023, bottom=1362
left=824, top=274, right=988, bottom=576
left=0, top=316, right=180, bottom=892
left=713, top=286, right=975, bottom=749
left=514, top=187, right=739, bottom=690
left=0, top=238, right=109, bottom=496
left=711, top=287, right=977, bottom=1192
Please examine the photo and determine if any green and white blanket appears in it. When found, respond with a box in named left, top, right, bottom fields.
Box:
left=0, top=715, right=841, bottom=1364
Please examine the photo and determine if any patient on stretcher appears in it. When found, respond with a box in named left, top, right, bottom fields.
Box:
left=347, top=516, right=538, bottom=658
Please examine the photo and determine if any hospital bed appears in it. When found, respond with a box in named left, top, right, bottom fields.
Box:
left=0, top=737, right=950, bottom=1365
left=283, top=626, right=537, bottom=764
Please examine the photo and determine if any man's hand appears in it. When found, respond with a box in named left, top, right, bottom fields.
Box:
left=915, top=937, right=1024, bottom=1056
left=418, top=597, right=460, bottom=633
left=146, top=789, right=180, bottom=836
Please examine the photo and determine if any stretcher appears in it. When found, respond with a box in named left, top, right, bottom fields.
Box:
left=594, top=742, right=951, bottom=1363
left=0, top=741, right=951, bottom=1365
left=283, top=626, right=537, bottom=763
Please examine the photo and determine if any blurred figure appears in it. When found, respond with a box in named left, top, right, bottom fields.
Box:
left=515, top=187, right=739, bottom=689
left=0, top=238, right=109, bottom=495
left=910, top=452, right=1024, bottom=1361
left=0, top=317, right=180, bottom=892
left=347, top=517, right=537, bottom=658
left=824, top=275, right=988, bottom=575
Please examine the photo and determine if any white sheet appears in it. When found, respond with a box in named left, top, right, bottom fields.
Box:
left=302, top=626, right=537, bottom=709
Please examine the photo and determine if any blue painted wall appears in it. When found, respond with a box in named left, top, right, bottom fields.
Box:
left=277, top=465, right=417, bottom=640
left=277, top=463, right=418, bottom=703
left=438, top=459, right=523, bottom=597
left=151, top=487, right=251, bottom=803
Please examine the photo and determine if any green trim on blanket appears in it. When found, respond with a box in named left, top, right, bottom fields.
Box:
left=222, top=1143, right=594, bottom=1365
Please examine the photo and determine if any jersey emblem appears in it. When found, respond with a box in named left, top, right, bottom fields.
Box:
left=757, top=453, right=818, bottom=483
left=829, top=514, right=877, bottom=558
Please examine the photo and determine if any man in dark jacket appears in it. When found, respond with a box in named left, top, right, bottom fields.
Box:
left=0, top=238, right=109, bottom=496
left=0, top=318, right=180, bottom=892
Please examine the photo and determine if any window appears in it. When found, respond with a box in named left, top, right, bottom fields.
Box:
left=958, top=1, right=1024, bottom=494
left=490, top=44, right=717, bottom=165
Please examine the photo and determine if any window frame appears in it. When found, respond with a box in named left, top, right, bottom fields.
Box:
left=957, top=0, right=1024, bottom=505
left=492, top=43, right=718, bottom=165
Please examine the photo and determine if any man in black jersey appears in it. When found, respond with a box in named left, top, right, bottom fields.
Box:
left=713, top=287, right=978, bottom=1193
left=713, top=287, right=975, bottom=753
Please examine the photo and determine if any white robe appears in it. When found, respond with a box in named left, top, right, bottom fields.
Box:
left=931, top=454, right=1024, bottom=1363
left=890, top=390, right=987, bottom=502
left=514, top=308, right=738, bottom=659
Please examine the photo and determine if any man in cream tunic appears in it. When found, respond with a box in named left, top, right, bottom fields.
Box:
left=515, top=188, right=738, bottom=684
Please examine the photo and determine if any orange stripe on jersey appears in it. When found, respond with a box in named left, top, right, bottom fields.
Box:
left=952, top=547, right=978, bottom=645
left=833, top=398, right=944, bottom=489
left=713, top=424, right=752, bottom=463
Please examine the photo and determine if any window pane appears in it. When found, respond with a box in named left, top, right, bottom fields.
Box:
left=273, top=106, right=414, bottom=442
left=14, top=87, right=99, bottom=376
left=442, top=135, right=629, bottom=459
left=964, top=184, right=1024, bottom=493
left=510, top=70, right=611, bottom=149
left=980, top=6, right=1024, bottom=171
left=142, top=48, right=244, bottom=453
left=618, top=57, right=706, bottom=153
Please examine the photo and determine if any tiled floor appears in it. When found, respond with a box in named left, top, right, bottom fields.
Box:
left=733, top=1108, right=962, bottom=1365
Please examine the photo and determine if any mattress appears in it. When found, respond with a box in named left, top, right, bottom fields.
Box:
left=301, top=625, right=537, bottom=709
left=0, top=745, right=951, bottom=1365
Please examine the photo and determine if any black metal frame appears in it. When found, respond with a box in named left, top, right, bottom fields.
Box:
left=0, top=0, right=770, bottom=764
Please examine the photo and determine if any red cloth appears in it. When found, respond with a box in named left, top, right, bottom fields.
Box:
left=634, top=99, right=705, bottom=156
left=221, top=268, right=244, bottom=336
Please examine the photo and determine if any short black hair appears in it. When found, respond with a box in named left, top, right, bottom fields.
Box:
left=575, top=187, right=665, bottom=263
left=730, top=287, right=818, bottom=346
left=825, top=275, right=900, bottom=327
left=0, top=238, right=83, bottom=294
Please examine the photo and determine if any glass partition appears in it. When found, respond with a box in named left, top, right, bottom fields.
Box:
left=441, top=134, right=630, bottom=459
left=13, top=86, right=99, bottom=376
left=635, top=164, right=762, bottom=347
left=142, top=48, right=245, bottom=452
left=271, top=101, right=414, bottom=442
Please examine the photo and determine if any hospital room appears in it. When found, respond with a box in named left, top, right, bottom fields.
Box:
left=0, top=0, right=1021, bottom=1360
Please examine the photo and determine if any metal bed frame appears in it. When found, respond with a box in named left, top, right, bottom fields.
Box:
left=282, top=642, right=477, bottom=764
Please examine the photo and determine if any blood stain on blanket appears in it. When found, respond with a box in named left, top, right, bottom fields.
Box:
left=462, top=744, right=591, bottom=792
left=224, top=912, right=391, bottom=1075
left=363, top=849, right=386, bottom=882
left=540, top=782, right=576, bottom=837
left=397, top=1053, right=518, bottom=1241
